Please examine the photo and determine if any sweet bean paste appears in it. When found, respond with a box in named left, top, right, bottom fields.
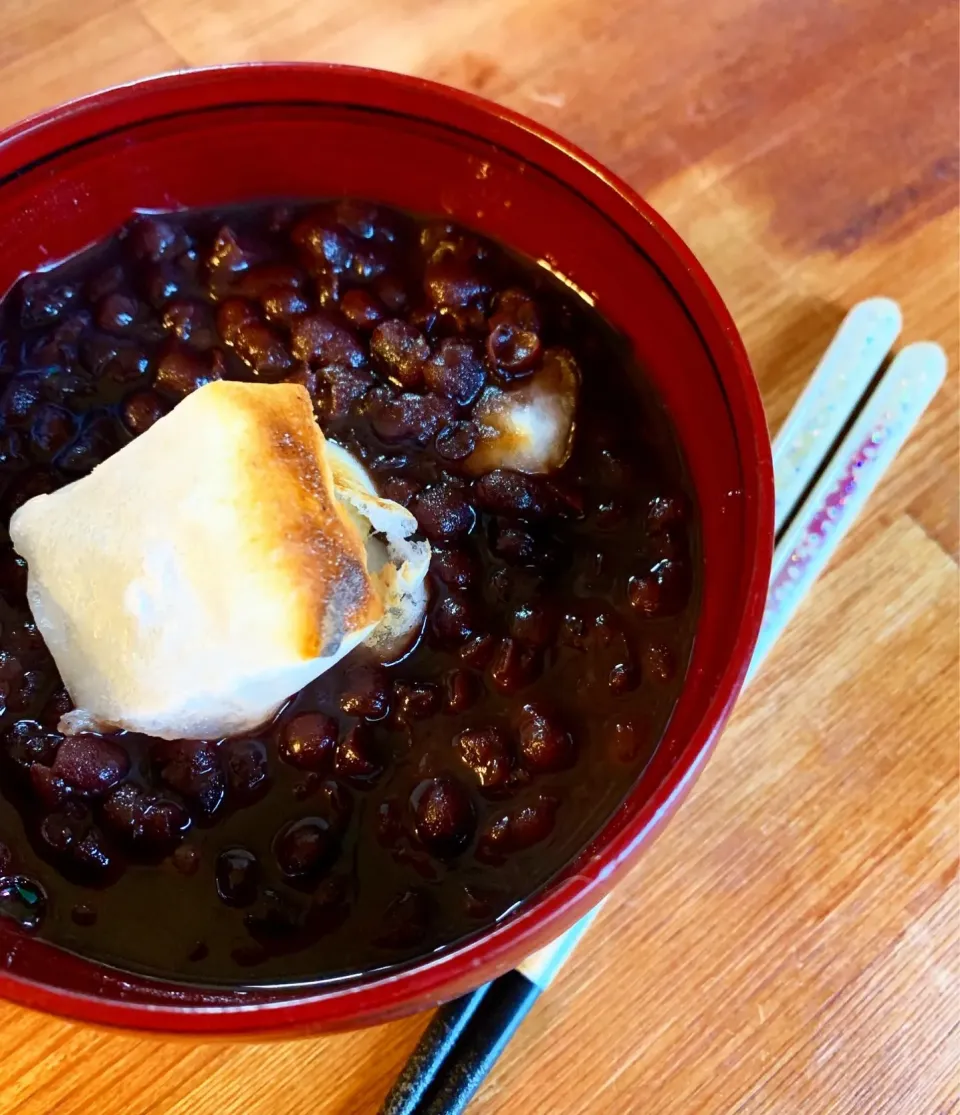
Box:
left=0, top=201, right=699, bottom=986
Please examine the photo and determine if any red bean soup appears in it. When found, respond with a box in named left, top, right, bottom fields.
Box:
left=0, top=201, right=699, bottom=986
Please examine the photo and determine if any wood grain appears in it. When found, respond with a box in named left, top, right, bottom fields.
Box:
left=0, top=1, right=957, bottom=1112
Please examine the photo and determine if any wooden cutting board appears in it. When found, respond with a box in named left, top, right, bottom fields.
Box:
left=0, top=1, right=956, bottom=1112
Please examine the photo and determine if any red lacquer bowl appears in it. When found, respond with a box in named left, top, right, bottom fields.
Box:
left=0, top=64, right=773, bottom=1034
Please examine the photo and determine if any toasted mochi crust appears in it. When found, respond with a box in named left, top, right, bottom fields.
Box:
left=465, top=348, right=579, bottom=475
left=9, top=381, right=417, bottom=740
left=326, top=441, right=431, bottom=662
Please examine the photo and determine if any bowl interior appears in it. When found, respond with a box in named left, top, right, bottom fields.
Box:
left=0, top=66, right=771, bottom=1031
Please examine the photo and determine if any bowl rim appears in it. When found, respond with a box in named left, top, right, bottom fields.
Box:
left=0, top=61, right=774, bottom=1034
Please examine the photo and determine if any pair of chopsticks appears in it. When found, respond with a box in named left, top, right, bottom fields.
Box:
left=379, top=299, right=947, bottom=1115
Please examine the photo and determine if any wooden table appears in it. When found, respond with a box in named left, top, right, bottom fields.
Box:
left=1, top=2, right=957, bottom=1112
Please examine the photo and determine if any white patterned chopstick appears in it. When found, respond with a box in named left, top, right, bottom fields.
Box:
left=747, top=339, right=946, bottom=684
left=517, top=308, right=945, bottom=987
left=772, top=298, right=902, bottom=536
left=382, top=305, right=948, bottom=1115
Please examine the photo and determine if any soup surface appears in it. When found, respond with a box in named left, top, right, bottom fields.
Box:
left=0, top=201, right=699, bottom=985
